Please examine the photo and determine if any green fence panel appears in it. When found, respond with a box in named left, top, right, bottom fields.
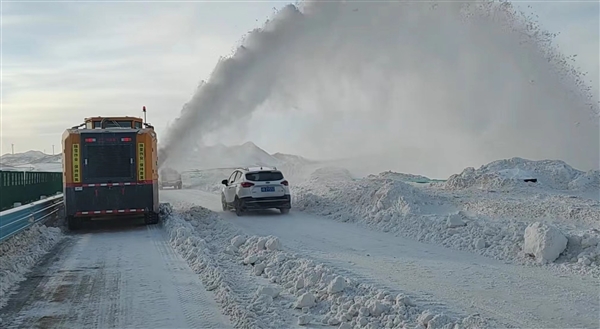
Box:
left=0, top=171, right=63, bottom=211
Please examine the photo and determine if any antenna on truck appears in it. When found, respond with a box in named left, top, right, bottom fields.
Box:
left=141, top=105, right=154, bottom=129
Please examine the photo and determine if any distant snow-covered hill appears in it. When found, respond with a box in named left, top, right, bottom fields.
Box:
left=0, top=151, right=62, bottom=172
left=1, top=151, right=49, bottom=166
left=271, top=152, right=314, bottom=165
left=165, top=141, right=312, bottom=172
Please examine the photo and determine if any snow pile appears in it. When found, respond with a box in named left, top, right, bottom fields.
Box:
left=0, top=224, right=63, bottom=309
left=235, top=234, right=491, bottom=328
left=456, top=192, right=600, bottom=229
left=305, top=167, right=354, bottom=185
left=559, top=229, right=600, bottom=268
left=445, top=158, right=600, bottom=191
left=523, top=222, right=568, bottom=263
left=293, top=167, right=600, bottom=275
left=568, top=170, right=600, bottom=190
left=293, top=172, right=449, bottom=225
left=163, top=205, right=492, bottom=328
left=163, top=205, right=299, bottom=329
left=370, top=171, right=435, bottom=184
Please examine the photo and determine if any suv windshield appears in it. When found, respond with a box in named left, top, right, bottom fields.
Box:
left=245, top=171, right=284, bottom=181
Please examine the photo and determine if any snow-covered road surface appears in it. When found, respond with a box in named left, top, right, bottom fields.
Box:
left=162, top=188, right=600, bottom=328
left=0, top=222, right=232, bottom=329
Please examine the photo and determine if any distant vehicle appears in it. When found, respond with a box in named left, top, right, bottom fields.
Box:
left=159, top=167, right=183, bottom=189
left=221, top=166, right=291, bottom=216
left=62, top=115, right=161, bottom=230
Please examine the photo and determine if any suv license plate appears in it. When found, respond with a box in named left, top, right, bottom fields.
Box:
left=261, top=186, right=275, bottom=192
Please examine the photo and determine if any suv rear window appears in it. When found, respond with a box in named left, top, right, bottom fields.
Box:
left=245, top=171, right=284, bottom=181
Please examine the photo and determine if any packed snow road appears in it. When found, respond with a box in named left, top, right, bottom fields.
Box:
left=0, top=220, right=232, bottom=329
left=162, top=188, right=599, bottom=329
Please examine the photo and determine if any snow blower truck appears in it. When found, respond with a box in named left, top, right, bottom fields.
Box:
left=61, top=112, right=170, bottom=230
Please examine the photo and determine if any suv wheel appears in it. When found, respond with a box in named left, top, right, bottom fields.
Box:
left=235, top=197, right=244, bottom=217
left=221, top=194, right=228, bottom=211
left=280, top=208, right=290, bottom=214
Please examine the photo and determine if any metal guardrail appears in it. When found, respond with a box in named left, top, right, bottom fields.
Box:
left=0, top=194, right=63, bottom=243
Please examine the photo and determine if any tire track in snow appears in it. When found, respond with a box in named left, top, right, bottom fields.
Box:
left=148, top=223, right=232, bottom=329
left=0, top=222, right=231, bottom=329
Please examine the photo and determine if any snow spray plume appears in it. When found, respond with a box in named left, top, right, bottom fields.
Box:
left=157, top=5, right=304, bottom=169
left=160, top=1, right=599, bottom=177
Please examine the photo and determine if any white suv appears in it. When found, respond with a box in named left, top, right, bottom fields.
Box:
left=221, top=166, right=291, bottom=216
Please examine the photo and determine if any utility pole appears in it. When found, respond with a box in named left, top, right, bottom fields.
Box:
left=11, top=144, right=14, bottom=155
left=52, top=145, right=55, bottom=155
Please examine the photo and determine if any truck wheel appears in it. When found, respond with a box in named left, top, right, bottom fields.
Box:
left=145, top=212, right=159, bottom=225
left=279, top=208, right=290, bottom=214
left=67, top=216, right=80, bottom=231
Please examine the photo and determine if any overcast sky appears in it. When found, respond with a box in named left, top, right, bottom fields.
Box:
left=1, top=1, right=598, bottom=157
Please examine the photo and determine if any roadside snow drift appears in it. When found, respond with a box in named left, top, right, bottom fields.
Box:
left=445, top=158, right=600, bottom=191
left=162, top=204, right=492, bottom=329
left=0, top=224, right=63, bottom=309
left=292, top=158, right=600, bottom=277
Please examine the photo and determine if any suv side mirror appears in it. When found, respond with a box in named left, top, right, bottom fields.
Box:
left=221, top=179, right=228, bottom=186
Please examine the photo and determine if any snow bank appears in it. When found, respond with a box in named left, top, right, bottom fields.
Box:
left=0, top=224, right=63, bottom=309
left=455, top=191, right=600, bottom=229
left=558, top=229, right=600, bottom=269
left=294, top=173, right=445, bottom=222
left=306, top=167, right=354, bottom=184
left=445, top=157, right=600, bottom=191
left=369, top=171, right=435, bottom=184
left=292, top=166, right=600, bottom=276
left=162, top=205, right=492, bottom=329
left=163, top=205, right=300, bottom=329
left=294, top=174, right=527, bottom=262
left=235, top=234, right=490, bottom=328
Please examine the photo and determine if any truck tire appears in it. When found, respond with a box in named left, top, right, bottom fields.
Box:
left=144, top=212, right=159, bottom=225
left=67, top=216, right=80, bottom=231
